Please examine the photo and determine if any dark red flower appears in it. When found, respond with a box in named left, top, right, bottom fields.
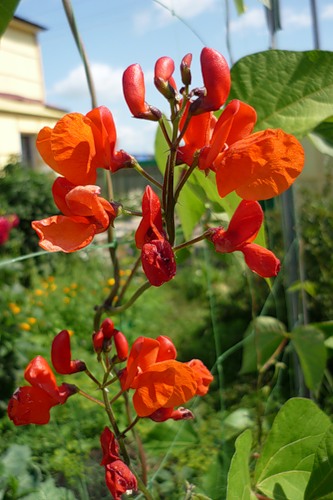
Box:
left=51, top=330, right=86, bottom=375
left=207, top=200, right=281, bottom=277
left=7, top=356, right=76, bottom=425
left=100, top=427, right=137, bottom=499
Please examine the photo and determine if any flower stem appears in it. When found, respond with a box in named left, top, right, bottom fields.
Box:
left=77, top=389, right=105, bottom=408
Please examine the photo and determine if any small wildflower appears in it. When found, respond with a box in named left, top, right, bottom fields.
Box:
left=9, top=303, right=21, bottom=314
left=63, top=286, right=71, bottom=294
left=107, top=278, right=115, bottom=286
left=19, top=322, right=31, bottom=331
left=34, top=289, right=44, bottom=296
left=63, top=297, right=71, bottom=304
left=27, top=317, right=37, bottom=325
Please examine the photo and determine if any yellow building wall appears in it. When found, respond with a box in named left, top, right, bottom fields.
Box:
left=0, top=19, right=45, bottom=102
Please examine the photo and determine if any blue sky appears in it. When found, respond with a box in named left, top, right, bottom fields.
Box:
left=15, top=0, right=333, bottom=154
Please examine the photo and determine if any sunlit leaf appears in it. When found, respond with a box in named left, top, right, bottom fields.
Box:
left=229, top=51, right=333, bottom=138
left=227, top=429, right=257, bottom=500
left=304, top=425, right=333, bottom=500
left=255, top=398, right=331, bottom=500
left=0, top=0, right=20, bottom=37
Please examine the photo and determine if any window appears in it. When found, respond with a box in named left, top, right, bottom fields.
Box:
left=21, top=133, right=37, bottom=167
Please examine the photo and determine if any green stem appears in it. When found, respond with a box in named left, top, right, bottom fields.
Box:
left=62, top=0, right=97, bottom=108
left=77, top=389, right=105, bottom=408
left=120, top=415, right=141, bottom=437
left=174, top=157, right=199, bottom=203
left=110, top=281, right=152, bottom=314
left=173, top=231, right=210, bottom=253
left=134, top=162, right=163, bottom=190
left=84, top=369, right=101, bottom=387
left=117, top=256, right=142, bottom=305
left=102, top=388, right=130, bottom=465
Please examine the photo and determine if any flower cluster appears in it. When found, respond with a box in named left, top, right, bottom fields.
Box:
left=10, top=46, right=306, bottom=498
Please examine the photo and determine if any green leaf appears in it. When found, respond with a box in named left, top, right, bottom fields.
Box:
left=308, top=116, right=333, bottom=157
left=240, top=316, right=287, bottom=374
left=223, top=408, right=254, bottom=441
left=227, top=429, right=256, bottom=500
left=0, top=0, right=20, bottom=37
left=229, top=50, right=333, bottom=138
left=324, top=337, right=333, bottom=350
left=255, top=398, right=332, bottom=500
left=233, top=0, right=246, bottom=15
left=290, top=325, right=327, bottom=393
left=177, top=182, right=205, bottom=240
left=304, top=425, right=333, bottom=500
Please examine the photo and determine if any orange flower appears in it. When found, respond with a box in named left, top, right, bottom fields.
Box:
left=32, top=177, right=117, bottom=252
left=36, top=106, right=132, bottom=185
left=120, top=336, right=213, bottom=418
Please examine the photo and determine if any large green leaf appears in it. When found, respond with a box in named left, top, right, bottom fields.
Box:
left=308, top=116, right=333, bottom=157
left=254, top=398, right=331, bottom=500
left=0, top=0, right=20, bottom=37
left=177, top=182, right=205, bottom=240
left=227, top=429, right=257, bottom=500
left=290, top=325, right=327, bottom=393
left=229, top=50, right=333, bottom=138
left=304, top=425, right=333, bottom=500
left=240, top=316, right=287, bottom=374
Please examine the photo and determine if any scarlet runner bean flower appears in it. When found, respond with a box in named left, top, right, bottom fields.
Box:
left=122, top=64, right=161, bottom=121
left=36, top=106, right=132, bottom=185
left=7, top=356, right=76, bottom=425
left=100, top=427, right=137, bottom=500
left=154, top=56, right=178, bottom=99
left=190, top=47, right=231, bottom=114
left=135, top=186, right=176, bottom=286
left=32, top=177, right=117, bottom=252
left=178, top=99, right=304, bottom=200
left=120, top=336, right=213, bottom=418
left=207, top=199, right=281, bottom=278
left=51, top=330, right=86, bottom=375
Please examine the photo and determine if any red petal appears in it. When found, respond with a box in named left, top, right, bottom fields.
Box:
left=241, top=243, right=281, bottom=277
left=141, top=239, right=176, bottom=286
left=51, top=330, right=86, bottom=375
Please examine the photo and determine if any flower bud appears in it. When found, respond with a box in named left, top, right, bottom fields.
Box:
left=190, top=47, right=230, bottom=115
left=154, top=56, right=177, bottom=99
left=180, top=53, right=192, bottom=86
left=51, top=330, right=86, bottom=375
left=101, top=318, right=115, bottom=339
left=113, top=329, right=129, bottom=361
left=123, top=64, right=161, bottom=121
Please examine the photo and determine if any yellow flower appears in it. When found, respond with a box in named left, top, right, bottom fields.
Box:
left=63, top=297, right=71, bottom=304
left=63, top=286, right=71, bottom=294
left=27, top=317, right=37, bottom=325
left=49, top=283, right=57, bottom=291
left=47, top=276, right=55, bottom=282
left=19, top=322, right=31, bottom=331
left=9, top=302, right=20, bottom=314
left=71, top=283, right=78, bottom=289
left=67, top=329, right=74, bottom=336
left=34, top=289, right=44, bottom=296
left=107, top=278, right=115, bottom=286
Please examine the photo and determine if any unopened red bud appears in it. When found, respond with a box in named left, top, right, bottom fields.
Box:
left=113, top=329, right=128, bottom=361
left=154, top=56, right=177, bottom=99
left=123, top=64, right=161, bottom=121
left=101, top=318, right=115, bottom=339
left=180, top=53, right=192, bottom=86
left=190, top=47, right=230, bottom=115
left=51, top=330, right=86, bottom=375
left=92, top=330, right=104, bottom=354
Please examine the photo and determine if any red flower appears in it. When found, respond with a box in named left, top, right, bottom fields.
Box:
left=207, top=200, right=281, bottom=277
left=36, top=106, right=132, bottom=185
left=32, top=177, right=117, bottom=253
left=100, top=427, right=137, bottom=500
left=190, top=47, right=230, bottom=115
left=135, top=186, right=176, bottom=286
left=180, top=53, right=192, bottom=86
left=141, top=239, right=176, bottom=287
left=7, top=356, right=76, bottom=426
left=122, top=64, right=161, bottom=121
left=120, top=336, right=212, bottom=418
left=0, top=214, right=19, bottom=245
left=51, top=330, right=86, bottom=375
left=92, top=318, right=115, bottom=354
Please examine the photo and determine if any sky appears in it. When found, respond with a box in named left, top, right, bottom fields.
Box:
left=14, top=0, right=333, bottom=155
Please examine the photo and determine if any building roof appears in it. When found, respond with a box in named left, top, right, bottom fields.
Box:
left=11, top=15, right=46, bottom=33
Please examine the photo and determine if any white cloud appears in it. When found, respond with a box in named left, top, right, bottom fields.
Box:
left=230, top=7, right=266, bottom=34
left=133, top=0, right=216, bottom=34
left=51, top=63, right=124, bottom=104
left=282, top=8, right=311, bottom=29
left=321, top=4, right=333, bottom=19
left=117, top=121, right=157, bottom=155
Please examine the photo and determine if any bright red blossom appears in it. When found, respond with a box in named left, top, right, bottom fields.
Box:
left=32, top=177, right=117, bottom=253
left=36, top=106, right=132, bottom=185
left=122, top=64, right=161, bottom=121
left=207, top=200, right=281, bottom=278
left=7, top=356, right=76, bottom=426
